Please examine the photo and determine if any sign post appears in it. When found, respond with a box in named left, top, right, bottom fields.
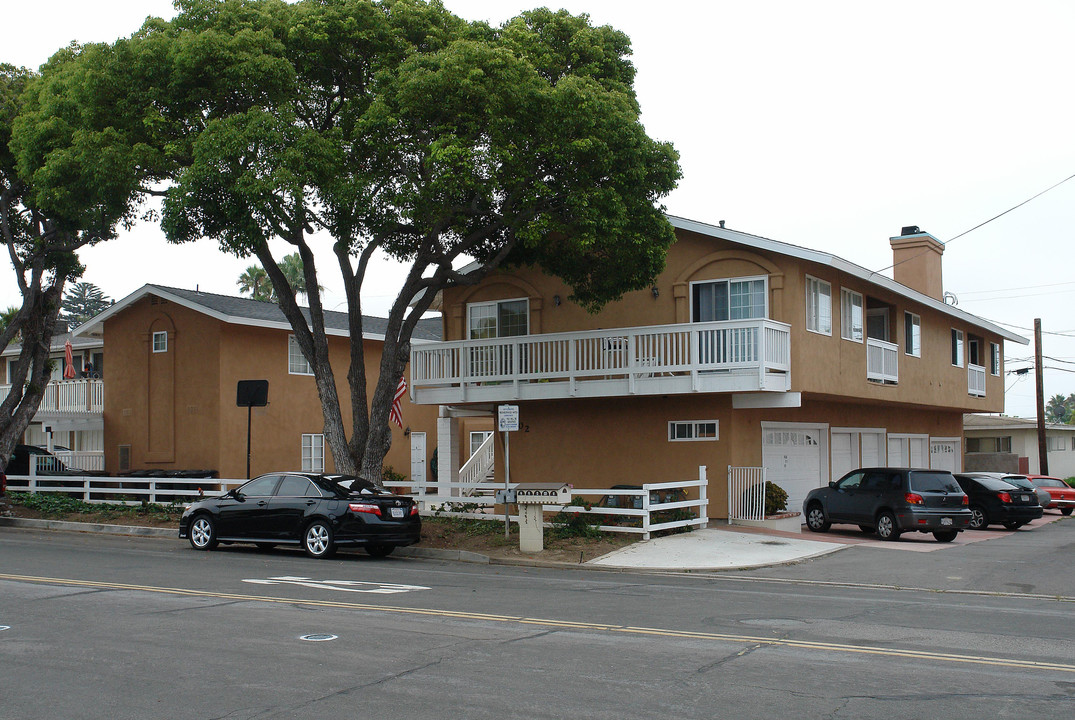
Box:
left=498, top=405, right=520, bottom=538
left=236, top=380, right=269, bottom=479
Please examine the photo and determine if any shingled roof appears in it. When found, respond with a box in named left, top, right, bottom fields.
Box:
left=74, top=284, right=442, bottom=342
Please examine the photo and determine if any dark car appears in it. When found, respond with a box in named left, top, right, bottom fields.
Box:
left=178, top=472, right=421, bottom=558
left=803, top=468, right=971, bottom=542
left=954, top=473, right=1043, bottom=530
left=5, top=445, right=68, bottom=476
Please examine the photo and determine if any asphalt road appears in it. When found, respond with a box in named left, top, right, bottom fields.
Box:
left=2, top=523, right=1074, bottom=720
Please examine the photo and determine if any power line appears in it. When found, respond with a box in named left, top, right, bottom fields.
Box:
left=977, top=318, right=1075, bottom=338
left=872, top=171, right=1075, bottom=275
left=955, top=279, right=1075, bottom=297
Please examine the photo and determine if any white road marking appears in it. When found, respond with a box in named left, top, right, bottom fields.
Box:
left=242, top=576, right=430, bottom=594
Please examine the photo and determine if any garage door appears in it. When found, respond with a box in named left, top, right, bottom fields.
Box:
left=930, top=439, right=960, bottom=473
left=762, top=427, right=823, bottom=514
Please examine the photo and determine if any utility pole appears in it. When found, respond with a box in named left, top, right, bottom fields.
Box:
left=1034, top=318, right=1048, bottom=475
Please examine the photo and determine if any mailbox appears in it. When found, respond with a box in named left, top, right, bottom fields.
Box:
left=514, top=482, right=572, bottom=505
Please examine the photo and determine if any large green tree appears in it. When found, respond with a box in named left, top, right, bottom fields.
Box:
left=158, top=0, right=681, bottom=479
left=60, top=281, right=112, bottom=327
left=0, top=35, right=169, bottom=472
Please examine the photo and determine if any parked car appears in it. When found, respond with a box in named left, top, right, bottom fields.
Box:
left=179, top=472, right=421, bottom=558
left=968, top=473, right=1052, bottom=510
left=953, top=474, right=1043, bottom=530
left=1025, top=475, right=1075, bottom=515
left=4, top=445, right=69, bottom=476
left=803, top=468, right=971, bottom=542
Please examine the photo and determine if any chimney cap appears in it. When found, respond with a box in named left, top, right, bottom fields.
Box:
left=900, top=225, right=922, bottom=236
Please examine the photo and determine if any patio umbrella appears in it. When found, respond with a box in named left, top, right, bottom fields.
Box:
left=63, top=340, right=77, bottom=379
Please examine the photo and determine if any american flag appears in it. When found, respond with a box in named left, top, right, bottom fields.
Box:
left=389, top=375, right=407, bottom=428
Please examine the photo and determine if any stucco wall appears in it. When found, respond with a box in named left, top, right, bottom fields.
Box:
left=102, top=294, right=440, bottom=481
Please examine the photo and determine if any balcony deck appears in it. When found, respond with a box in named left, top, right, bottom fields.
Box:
left=411, top=320, right=791, bottom=405
left=0, top=378, right=104, bottom=416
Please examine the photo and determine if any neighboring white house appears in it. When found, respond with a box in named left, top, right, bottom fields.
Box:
left=963, top=414, right=1075, bottom=479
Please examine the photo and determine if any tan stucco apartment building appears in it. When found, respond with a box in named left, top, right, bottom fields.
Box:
left=411, top=218, right=1028, bottom=516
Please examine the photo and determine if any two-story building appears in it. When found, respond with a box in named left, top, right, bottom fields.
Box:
left=70, top=284, right=452, bottom=482
left=1, top=325, right=105, bottom=470
left=411, top=218, right=1027, bottom=516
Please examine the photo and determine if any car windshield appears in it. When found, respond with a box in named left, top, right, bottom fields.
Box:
left=1031, top=477, right=1067, bottom=488
left=1001, top=476, right=1034, bottom=490
left=909, top=471, right=961, bottom=493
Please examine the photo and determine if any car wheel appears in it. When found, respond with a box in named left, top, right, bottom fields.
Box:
left=303, top=520, right=336, bottom=559
left=189, top=515, right=218, bottom=551
left=968, top=505, right=988, bottom=530
left=366, top=543, right=395, bottom=558
left=875, top=511, right=901, bottom=541
left=1061, top=508, right=1073, bottom=516
left=933, top=530, right=958, bottom=543
left=858, top=525, right=874, bottom=534
left=805, top=502, right=830, bottom=532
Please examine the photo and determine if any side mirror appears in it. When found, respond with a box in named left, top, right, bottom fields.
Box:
left=230, top=489, right=244, bottom=501
left=828, top=481, right=836, bottom=488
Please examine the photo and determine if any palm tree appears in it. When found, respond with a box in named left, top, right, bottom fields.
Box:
left=237, top=266, right=273, bottom=302
left=279, top=252, right=322, bottom=303
left=1046, top=393, right=1071, bottom=424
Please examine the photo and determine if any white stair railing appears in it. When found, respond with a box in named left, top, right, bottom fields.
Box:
left=458, top=432, right=496, bottom=496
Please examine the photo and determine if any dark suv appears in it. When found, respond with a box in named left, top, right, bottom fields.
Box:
left=953, top=474, right=1043, bottom=530
left=804, top=468, right=971, bottom=542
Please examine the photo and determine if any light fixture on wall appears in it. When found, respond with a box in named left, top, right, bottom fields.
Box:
left=553, top=295, right=561, bottom=306
left=403, top=426, right=410, bottom=436
left=651, top=286, right=660, bottom=299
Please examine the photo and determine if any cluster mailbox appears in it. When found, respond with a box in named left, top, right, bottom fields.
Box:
left=514, top=483, right=572, bottom=505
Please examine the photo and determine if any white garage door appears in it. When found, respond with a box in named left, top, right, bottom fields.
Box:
left=763, top=426, right=824, bottom=514
left=930, top=439, right=960, bottom=473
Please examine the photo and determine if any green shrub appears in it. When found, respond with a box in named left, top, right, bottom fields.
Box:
left=8, top=492, right=185, bottom=520
left=765, top=481, right=789, bottom=516
left=548, top=509, right=603, bottom=539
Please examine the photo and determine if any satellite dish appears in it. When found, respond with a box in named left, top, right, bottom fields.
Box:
left=943, top=291, right=958, bottom=306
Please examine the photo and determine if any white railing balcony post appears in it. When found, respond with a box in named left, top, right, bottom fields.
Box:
left=866, top=338, right=899, bottom=384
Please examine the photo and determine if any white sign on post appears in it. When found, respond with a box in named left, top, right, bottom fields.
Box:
left=498, top=404, right=520, bottom=432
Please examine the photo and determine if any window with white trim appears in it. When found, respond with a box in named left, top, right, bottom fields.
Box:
left=951, top=329, right=964, bottom=367
left=288, top=335, right=312, bottom=375
left=805, top=276, right=832, bottom=335
left=1046, top=435, right=1067, bottom=452
left=668, top=420, right=719, bottom=442
left=469, top=431, right=493, bottom=457
left=468, top=298, right=529, bottom=339
left=301, top=434, right=325, bottom=472
left=840, top=289, right=863, bottom=342
left=990, top=342, right=1000, bottom=376
left=905, top=312, right=921, bottom=357
left=152, top=331, right=168, bottom=353
left=691, top=277, right=767, bottom=322
left=966, top=436, right=1011, bottom=453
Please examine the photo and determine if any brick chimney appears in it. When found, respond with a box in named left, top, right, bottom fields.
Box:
left=889, top=226, right=944, bottom=300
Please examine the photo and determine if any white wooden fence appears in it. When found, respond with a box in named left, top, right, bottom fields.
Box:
left=7, top=467, right=710, bottom=540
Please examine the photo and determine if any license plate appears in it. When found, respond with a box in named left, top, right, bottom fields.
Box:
left=390, top=507, right=405, bottom=518
left=941, top=517, right=953, bottom=526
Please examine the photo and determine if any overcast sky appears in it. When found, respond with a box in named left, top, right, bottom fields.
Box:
left=3, top=0, right=1074, bottom=418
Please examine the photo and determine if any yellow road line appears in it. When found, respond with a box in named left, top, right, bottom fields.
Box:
left=3, top=573, right=1073, bottom=674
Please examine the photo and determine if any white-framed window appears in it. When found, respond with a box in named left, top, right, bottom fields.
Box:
left=840, top=288, right=863, bottom=342
left=301, top=433, right=325, bottom=472
left=1046, top=436, right=1066, bottom=453
left=966, top=436, right=1012, bottom=453
left=905, top=312, right=921, bottom=358
left=691, top=276, right=768, bottom=322
left=152, top=331, right=168, bottom=353
left=990, top=342, right=1000, bottom=376
left=668, top=420, right=719, bottom=442
left=469, top=431, right=493, bottom=456
left=288, top=335, right=313, bottom=375
left=951, top=329, right=964, bottom=367
left=805, top=276, right=832, bottom=335
left=468, top=298, right=529, bottom=339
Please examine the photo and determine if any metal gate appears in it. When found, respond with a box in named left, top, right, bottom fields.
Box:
left=728, top=466, right=766, bottom=522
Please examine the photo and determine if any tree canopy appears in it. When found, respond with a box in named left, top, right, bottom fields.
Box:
left=61, top=282, right=113, bottom=327
left=150, top=0, right=680, bottom=478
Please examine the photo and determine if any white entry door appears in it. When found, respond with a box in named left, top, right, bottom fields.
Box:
left=930, top=438, right=960, bottom=473
left=410, top=432, right=427, bottom=489
left=762, top=424, right=826, bottom=514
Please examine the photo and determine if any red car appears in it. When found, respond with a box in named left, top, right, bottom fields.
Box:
left=1025, top=475, right=1075, bottom=515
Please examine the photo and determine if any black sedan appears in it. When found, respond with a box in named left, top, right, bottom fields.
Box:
left=179, top=473, right=421, bottom=558
left=954, top=474, right=1043, bottom=530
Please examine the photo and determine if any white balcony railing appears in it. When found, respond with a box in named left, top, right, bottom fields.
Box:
left=411, top=319, right=791, bottom=404
left=0, top=379, right=103, bottom=415
left=866, top=337, right=898, bottom=384
left=968, top=363, right=986, bottom=397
